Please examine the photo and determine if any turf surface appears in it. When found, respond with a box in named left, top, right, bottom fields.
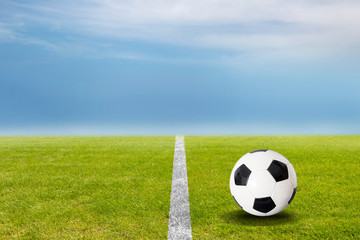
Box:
left=186, top=136, right=360, bottom=239
left=0, top=136, right=174, bottom=239
left=1, top=136, right=359, bottom=239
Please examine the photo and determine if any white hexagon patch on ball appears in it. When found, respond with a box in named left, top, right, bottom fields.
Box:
left=230, top=149, right=297, bottom=216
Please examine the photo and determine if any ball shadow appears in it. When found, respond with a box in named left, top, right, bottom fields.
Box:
left=224, top=209, right=298, bottom=226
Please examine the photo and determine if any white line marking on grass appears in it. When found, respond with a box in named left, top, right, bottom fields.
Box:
left=168, top=136, right=192, bottom=240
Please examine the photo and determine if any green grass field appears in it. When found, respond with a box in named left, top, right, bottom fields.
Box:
left=0, top=136, right=359, bottom=239
left=186, top=136, right=360, bottom=239
left=0, top=136, right=174, bottom=239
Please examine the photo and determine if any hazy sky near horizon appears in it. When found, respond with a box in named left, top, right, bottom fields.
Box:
left=0, top=0, right=359, bottom=134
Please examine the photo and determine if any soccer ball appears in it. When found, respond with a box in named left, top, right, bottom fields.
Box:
left=230, top=149, right=297, bottom=216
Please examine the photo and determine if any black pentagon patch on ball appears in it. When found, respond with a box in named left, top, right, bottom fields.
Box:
left=234, top=164, right=251, bottom=186
left=288, top=188, right=297, bottom=204
left=253, top=197, right=276, bottom=213
left=250, top=149, right=268, bottom=153
left=267, top=160, right=288, bottom=182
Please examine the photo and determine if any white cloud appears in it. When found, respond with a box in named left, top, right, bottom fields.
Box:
left=2, top=0, right=360, bottom=60
left=0, top=22, right=16, bottom=41
left=0, top=21, right=60, bottom=52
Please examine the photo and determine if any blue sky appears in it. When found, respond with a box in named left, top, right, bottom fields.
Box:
left=0, top=0, right=359, bottom=135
